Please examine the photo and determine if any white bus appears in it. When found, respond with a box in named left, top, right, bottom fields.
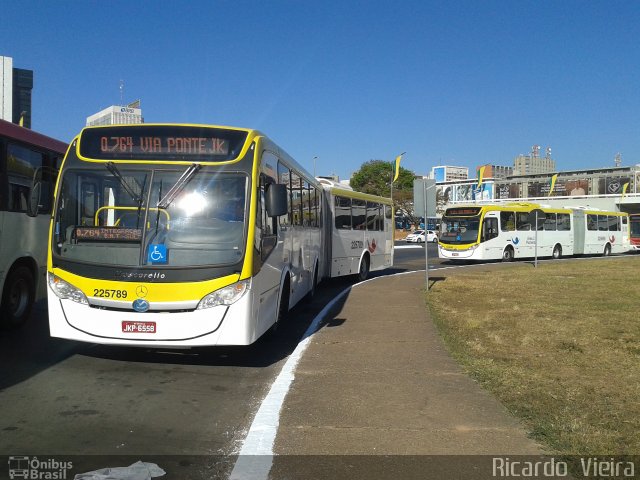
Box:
left=45, top=124, right=393, bottom=346
left=438, top=202, right=629, bottom=262
left=323, top=186, right=394, bottom=281
left=0, top=119, right=67, bottom=327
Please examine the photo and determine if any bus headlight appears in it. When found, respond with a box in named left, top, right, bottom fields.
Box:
left=197, top=279, right=250, bottom=310
left=48, top=273, right=89, bottom=305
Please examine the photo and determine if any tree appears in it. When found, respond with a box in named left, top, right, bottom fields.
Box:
left=350, top=159, right=418, bottom=222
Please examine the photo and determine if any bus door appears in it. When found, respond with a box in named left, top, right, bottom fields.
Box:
left=480, top=212, right=500, bottom=257
left=289, top=171, right=306, bottom=303
left=573, top=210, right=586, bottom=254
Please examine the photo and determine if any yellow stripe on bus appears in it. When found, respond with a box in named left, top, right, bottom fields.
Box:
left=50, top=268, right=240, bottom=303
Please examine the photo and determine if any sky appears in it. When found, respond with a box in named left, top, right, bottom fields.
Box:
left=2, top=1, right=639, bottom=180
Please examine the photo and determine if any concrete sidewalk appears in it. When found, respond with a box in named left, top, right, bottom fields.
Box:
left=274, top=270, right=544, bottom=456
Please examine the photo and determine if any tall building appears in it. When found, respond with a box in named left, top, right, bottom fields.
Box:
left=0, top=56, right=12, bottom=123
left=476, top=164, right=514, bottom=179
left=513, top=145, right=556, bottom=175
left=86, top=100, right=143, bottom=126
left=431, top=165, right=469, bottom=182
left=1, top=56, right=33, bottom=128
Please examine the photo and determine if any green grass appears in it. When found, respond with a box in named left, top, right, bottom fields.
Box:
left=426, top=256, right=640, bottom=457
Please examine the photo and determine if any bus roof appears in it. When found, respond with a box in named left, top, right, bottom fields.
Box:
left=328, top=186, right=393, bottom=205
left=445, top=202, right=627, bottom=216
left=0, top=118, right=67, bottom=154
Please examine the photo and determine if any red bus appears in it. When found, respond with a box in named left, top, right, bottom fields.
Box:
left=630, top=214, right=640, bottom=252
left=0, top=119, right=67, bottom=327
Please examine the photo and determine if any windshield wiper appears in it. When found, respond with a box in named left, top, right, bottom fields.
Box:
left=157, top=163, right=201, bottom=209
left=105, top=162, right=142, bottom=205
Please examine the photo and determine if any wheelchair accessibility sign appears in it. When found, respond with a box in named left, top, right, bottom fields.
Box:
left=148, top=244, right=167, bottom=264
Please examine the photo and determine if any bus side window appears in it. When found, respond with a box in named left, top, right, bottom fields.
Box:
left=516, top=212, right=530, bottom=231
left=500, top=211, right=515, bottom=232
left=483, top=217, right=498, bottom=241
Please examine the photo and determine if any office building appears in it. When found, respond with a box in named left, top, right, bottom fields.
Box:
left=431, top=165, right=469, bottom=182
left=513, top=145, right=556, bottom=175
left=476, top=164, right=514, bottom=179
left=86, top=100, right=143, bottom=126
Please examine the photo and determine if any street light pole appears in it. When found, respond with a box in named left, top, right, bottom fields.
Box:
left=313, top=156, right=318, bottom=178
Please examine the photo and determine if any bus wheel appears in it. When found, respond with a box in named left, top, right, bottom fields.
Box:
left=0, top=266, right=35, bottom=329
left=552, top=244, right=562, bottom=259
left=357, top=254, right=370, bottom=282
left=306, top=264, right=318, bottom=301
left=502, top=247, right=514, bottom=262
left=603, top=244, right=611, bottom=256
left=272, top=277, right=290, bottom=333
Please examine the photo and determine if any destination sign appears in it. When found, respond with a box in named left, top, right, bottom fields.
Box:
left=80, top=126, right=249, bottom=161
left=446, top=207, right=481, bottom=216
left=75, top=227, right=142, bottom=242
left=98, top=135, right=229, bottom=156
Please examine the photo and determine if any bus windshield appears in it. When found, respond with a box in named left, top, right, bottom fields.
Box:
left=52, top=165, right=248, bottom=267
left=439, top=215, right=481, bottom=244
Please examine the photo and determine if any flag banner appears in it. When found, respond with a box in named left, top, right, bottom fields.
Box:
left=476, top=166, right=486, bottom=188
left=393, top=155, right=402, bottom=182
left=548, top=174, right=558, bottom=196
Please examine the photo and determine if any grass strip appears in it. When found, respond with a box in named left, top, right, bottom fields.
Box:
left=426, top=256, right=640, bottom=457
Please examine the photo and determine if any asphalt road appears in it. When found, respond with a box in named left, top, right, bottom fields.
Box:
left=0, top=243, right=437, bottom=478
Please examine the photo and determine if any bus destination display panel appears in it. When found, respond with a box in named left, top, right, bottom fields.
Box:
left=80, top=126, right=248, bottom=161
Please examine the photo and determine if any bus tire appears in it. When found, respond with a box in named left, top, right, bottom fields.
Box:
left=357, top=254, right=370, bottom=282
left=0, top=265, right=35, bottom=329
left=552, top=244, right=562, bottom=259
left=502, top=246, right=514, bottom=262
left=272, top=276, right=290, bottom=333
left=603, top=244, right=611, bottom=256
left=306, top=263, right=318, bottom=301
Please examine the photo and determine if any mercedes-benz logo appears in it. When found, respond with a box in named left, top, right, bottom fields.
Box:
left=136, top=286, right=148, bottom=298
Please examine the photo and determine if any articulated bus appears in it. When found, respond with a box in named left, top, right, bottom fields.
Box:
left=0, top=119, right=67, bottom=327
left=45, top=124, right=393, bottom=346
left=438, top=202, right=629, bottom=262
left=630, top=214, right=640, bottom=252
left=324, top=185, right=394, bottom=280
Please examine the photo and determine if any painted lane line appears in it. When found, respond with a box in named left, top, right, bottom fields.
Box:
left=229, top=285, right=353, bottom=479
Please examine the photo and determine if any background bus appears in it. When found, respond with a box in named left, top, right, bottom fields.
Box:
left=439, top=202, right=629, bottom=262
left=0, top=119, right=66, bottom=327
left=46, top=124, right=393, bottom=347
left=324, top=186, right=394, bottom=281
left=630, top=214, right=640, bottom=252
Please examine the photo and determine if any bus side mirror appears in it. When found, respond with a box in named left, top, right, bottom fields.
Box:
left=265, top=184, right=288, bottom=217
left=27, top=182, right=42, bottom=217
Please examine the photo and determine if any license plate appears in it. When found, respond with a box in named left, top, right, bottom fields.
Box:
left=122, top=321, right=156, bottom=333
left=452, top=252, right=459, bottom=256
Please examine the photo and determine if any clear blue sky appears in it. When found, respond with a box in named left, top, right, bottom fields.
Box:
left=2, top=1, right=639, bottom=179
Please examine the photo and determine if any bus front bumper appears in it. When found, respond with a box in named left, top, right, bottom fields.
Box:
left=48, top=292, right=256, bottom=346
left=438, top=244, right=478, bottom=260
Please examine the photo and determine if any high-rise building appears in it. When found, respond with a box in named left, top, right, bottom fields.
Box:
left=431, top=165, right=469, bottom=182
left=476, top=164, right=514, bottom=179
left=12, top=68, right=33, bottom=128
left=86, top=101, right=143, bottom=126
left=513, top=145, right=556, bottom=175
left=1, top=56, right=33, bottom=128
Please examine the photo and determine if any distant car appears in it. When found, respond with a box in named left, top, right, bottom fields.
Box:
left=405, top=230, right=438, bottom=243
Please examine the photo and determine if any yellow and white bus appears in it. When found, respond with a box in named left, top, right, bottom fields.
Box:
left=46, top=124, right=393, bottom=346
left=323, top=185, right=394, bottom=281
left=438, top=202, right=629, bottom=262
